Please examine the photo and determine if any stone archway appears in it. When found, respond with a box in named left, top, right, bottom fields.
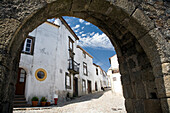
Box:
left=0, top=0, right=169, bottom=113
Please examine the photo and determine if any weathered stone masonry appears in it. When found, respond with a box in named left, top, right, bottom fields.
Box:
left=0, top=0, right=169, bottom=113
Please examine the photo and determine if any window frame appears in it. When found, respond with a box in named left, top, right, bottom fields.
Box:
left=35, top=68, right=47, bottom=81
left=83, top=62, right=87, bottom=76
left=82, top=79, right=86, bottom=92
left=19, top=68, right=26, bottom=83
left=65, top=72, right=71, bottom=89
left=83, top=52, right=86, bottom=58
left=96, top=68, right=98, bottom=75
left=68, top=36, right=74, bottom=52
left=22, top=36, right=35, bottom=55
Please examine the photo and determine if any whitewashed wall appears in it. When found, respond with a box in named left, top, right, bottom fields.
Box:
left=107, top=55, right=123, bottom=95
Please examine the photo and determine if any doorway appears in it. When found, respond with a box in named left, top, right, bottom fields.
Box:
left=87, top=80, right=92, bottom=94
left=15, top=68, right=26, bottom=95
left=95, top=82, right=98, bottom=91
left=73, top=77, right=78, bottom=97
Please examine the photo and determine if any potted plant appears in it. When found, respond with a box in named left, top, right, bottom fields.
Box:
left=40, top=97, right=47, bottom=106
left=31, top=96, right=39, bottom=107
left=46, top=101, right=51, bottom=106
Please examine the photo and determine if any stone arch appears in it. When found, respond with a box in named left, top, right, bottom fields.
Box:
left=0, top=0, right=169, bottom=113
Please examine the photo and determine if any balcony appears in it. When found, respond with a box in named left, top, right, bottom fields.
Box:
left=68, top=59, right=80, bottom=74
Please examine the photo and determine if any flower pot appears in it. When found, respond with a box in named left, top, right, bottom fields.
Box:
left=46, top=102, right=51, bottom=106
left=41, top=102, right=46, bottom=106
left=32, top=101, right=38, bottom=107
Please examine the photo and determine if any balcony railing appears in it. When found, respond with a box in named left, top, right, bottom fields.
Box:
left=68, top=59, right=80, bottom=74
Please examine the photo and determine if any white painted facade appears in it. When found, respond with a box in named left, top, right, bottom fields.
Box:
left=107, top=55, right=123, bottom=95
left=18, top=18, right=108, bottom=105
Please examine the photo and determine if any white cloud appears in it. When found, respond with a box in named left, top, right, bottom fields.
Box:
left=85, top=22, right=90, bottom=25
left=82, top=34, right=86, bottom=37
left=79, top=19, right=85, bottom=23
left=81, top=27, right=84, bottom=30
left=90, top=32, right=95, bottom=36
left=72, top=24, right=80, bottom=30
left=78, top=33, right=114, bottom=50
left=54, top=19, right=60, bottom=25
left=74, top=29, right=79, bottom=32
left=79, top=31, right=84, bottom=34
left=96, top=62, right=103, bottom=66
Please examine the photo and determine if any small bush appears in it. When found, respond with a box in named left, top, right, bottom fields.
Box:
left=40, top=97, right=47, bottom=102
left=31, top=96, right=39, bottom=101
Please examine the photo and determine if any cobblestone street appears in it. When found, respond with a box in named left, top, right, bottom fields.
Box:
left=14, top=89, right=126, bottom=113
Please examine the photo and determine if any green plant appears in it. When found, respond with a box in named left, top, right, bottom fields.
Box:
left=31, top=96, right=39, bottom=101
left=40, top=97, right=47, bottom=102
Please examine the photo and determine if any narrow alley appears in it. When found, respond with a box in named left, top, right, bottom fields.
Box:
left=14, top=89, right=126, bottom=113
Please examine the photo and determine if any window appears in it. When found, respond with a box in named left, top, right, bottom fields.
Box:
left=96, top=68, right=98, bottom=75
left=113, top=77, right=117, bottom=81
left=19, top=68, right=26, bottom=82
left=69, top=37, right=74, bottom=51
left=83, top=52, right=86, bottom=58
left=82, top=79, right=86, bottom=92
left=65, top=72, right=71, bottom=89
left=22, top=36, right=35, bottom=55
left=35, top=68, right=47, bottom=81
left=83, top=62, right=87, bottom=75
left=112, top=69, right=119, bottom=74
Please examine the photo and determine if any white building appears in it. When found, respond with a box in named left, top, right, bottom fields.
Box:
left=93, top=63, right=109, bottom=91
left=107, top=54, right=123, bottom=95
left=15, top=17, right=108, bottom=106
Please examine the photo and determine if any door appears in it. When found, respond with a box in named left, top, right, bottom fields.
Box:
left=88, top=80, right=92, bottom=93
left=73, top=77, right=78, bottom=97
left=95, top=82, right=98, bottom=91
left=15, top=68, right=26, bottom=95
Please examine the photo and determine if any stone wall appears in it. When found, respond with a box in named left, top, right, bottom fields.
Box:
left=0, top=0, right=169, bottom=113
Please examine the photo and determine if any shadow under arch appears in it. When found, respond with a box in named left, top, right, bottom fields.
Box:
left=1, top=0, right=168, bottom=113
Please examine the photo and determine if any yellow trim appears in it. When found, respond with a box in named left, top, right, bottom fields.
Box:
left=35, top=68, right=47, bottom=81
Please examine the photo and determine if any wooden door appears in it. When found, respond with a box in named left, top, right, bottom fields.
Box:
left=73, top=77, right=78, bottom=97
left=88, top=80, right=92, bottom=93
left=15, top=68, right=26, bottom=95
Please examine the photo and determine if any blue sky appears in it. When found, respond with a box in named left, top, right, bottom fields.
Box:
left=63, top=16, right=116, bottom=72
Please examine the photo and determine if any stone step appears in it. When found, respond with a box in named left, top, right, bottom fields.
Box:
left=14, top=97, right=26, bottom=101
left=13, top=100, right=27, bottom=104
left=14, top=103, right=31, bottom=108
left=13, top=95, right=30, bottom=108
left=14, top=95, right=25, bottom=98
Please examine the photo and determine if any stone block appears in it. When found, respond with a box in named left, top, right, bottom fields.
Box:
left=155, top=76, right=170, bottom=98
left=72, top=0, right=91, bottom=11
left=125, top=99, right=134, bottom=113
left=162, top=63, right=170, bottom=75
left=88, top=0, right=113, bottom=14
left=132, top=8, right=154, bottom=31
left=134, top=82, right=146, bottom=99
left=130, top=71, right=142, bottom=83
left=119, top=61, right=129, bottom=75
left=121, top=17, right=148, bottom=40
left=134, top=99, right=145, bottom=113
left=164, top=75, right=170, bottom=97
left=141, top=68, right=155, bottom=81
left=121, top=74, right=131, bottom=85
left=127, top=58, right=136, bottom=69
left=113, top=0, right=136, bottom=15
left=143, top=81, right=158, bottom=99
left=144, top=99, right=162, bottom=113
left=122, top=84, right=134, bottom=99
left=161, top=98, right=170, bottom=113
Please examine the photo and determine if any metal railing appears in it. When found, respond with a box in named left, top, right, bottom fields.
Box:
left=68, top=59, right=80, bottom=73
